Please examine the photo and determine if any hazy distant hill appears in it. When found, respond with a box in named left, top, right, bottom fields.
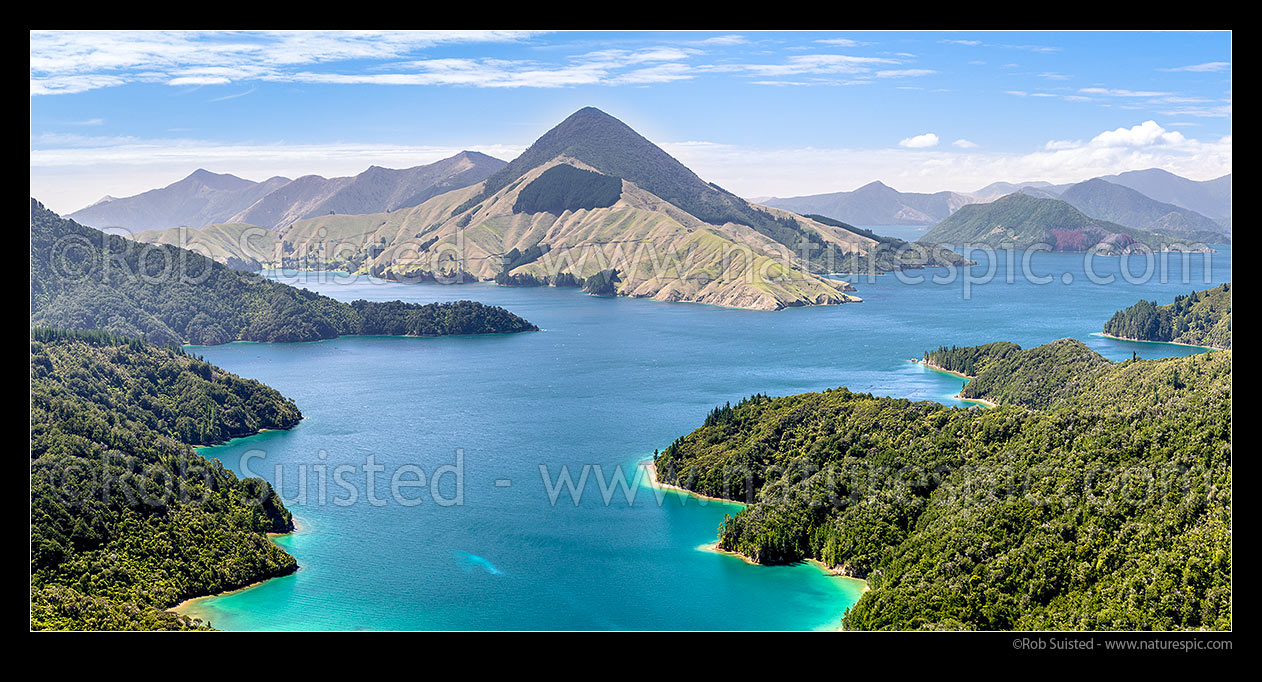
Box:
left=228, top=151, right=506, bottom=229
left=1059, top=178, right=1228, bottom=242
left=971, top=181, right=1061, bottom=200
left=761, top=181, right=978, bottom=226
left=919, top=192, right=1205, bottom=253
left=67, top=170, right=292, bottom=232
left=66, top=152, right=506, bottom=233
left=1098, top=169, right=1231, bottom=222
left=137, top=108, right=966, bottom=311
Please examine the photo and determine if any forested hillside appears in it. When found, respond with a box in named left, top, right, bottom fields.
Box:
left=30, top=329, right=301, bottom=630
left=1104, top=283, right=1231, bottom=349
left=654, top=342, right=1231, bottom=630
left=922, top=341, right=1022, bottom=376
left=31, top=199, right=537, bottom=345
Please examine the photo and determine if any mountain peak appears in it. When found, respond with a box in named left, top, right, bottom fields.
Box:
left=565, top=106, right=617, bottom=122
left=856, top=180, right=894, bottom=192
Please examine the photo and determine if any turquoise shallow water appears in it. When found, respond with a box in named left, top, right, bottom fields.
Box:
left=184, top=246, right=1229, bottom=630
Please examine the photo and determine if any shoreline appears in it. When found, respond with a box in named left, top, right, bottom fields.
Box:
left=910, top=357, right=972, bottom=380
left=697, top=542, right=869, bottom=590
left=952, top=394, right=998, bottom=408
left=655, top=460, right=871, bottom=630
left=1096, top=332, right=1223, bottom=351
left=640, top=460, right=749, bottom=506
left=168, top=515, right=303, bottom=615
left=911, top=359, right=997, bottom=408
left=699, top=541, right=869, bottom=631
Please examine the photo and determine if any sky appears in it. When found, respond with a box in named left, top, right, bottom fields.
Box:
left=30, top=30, right=1232, bottom=214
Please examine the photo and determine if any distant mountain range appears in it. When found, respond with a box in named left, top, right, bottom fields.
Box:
left=761, top=181, right=978, bottom=226
left=1058, top=178, right=1228, bottom=242
left=918, top=192, right=1208, bottom=254
left=763, top=171, right=1229, bottom=243
left=67, top=151, right=506, bottom=232
left=67, top=170, right=292, bottom=233
left=132, top=107, right=966, bottom=311
left=1096, top=168, right=1231, bottom=222
left=970, top=181, right=1061, bottom=201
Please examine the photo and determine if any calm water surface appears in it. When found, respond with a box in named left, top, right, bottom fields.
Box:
left=184, top=246, right=1229, bottom=630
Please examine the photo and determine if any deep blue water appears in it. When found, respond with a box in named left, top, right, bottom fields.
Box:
left=183, top=246, right=1230, bottom=630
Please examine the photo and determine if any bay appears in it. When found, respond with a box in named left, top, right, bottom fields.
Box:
left=182, top=246, right=1229, bottom=630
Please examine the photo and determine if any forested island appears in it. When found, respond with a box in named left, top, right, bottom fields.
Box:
left=1103, top=283, right=1231, bottom=350
left=30, top=329, right=301, bottom=630
left=654, top=339, right=1231, bottom=629
left=31, top=199, right=538, bottom=346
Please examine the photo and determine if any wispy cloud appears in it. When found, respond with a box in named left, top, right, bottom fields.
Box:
left=876, top=69, right=936, bottom=78
left=692, top=35, right=747, bottom=46
left=30, top=30, right=550, bottom=95
left=939, top=39, right=1059, bottom=52
left=659, top=120, right=1229, bottom=197
left=207, top=86, right=256, bottom=102
left=1079, top=87, right=1172, bottom=97
left=31, top=31, right=942, bottom=95
left=1162, top=61, right=1230, bottom=73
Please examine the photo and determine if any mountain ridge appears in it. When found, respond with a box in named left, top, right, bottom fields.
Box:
left=918, top=192, right=1208, bottom=253
left=128, top=108, right=970, bottom=311
left=66, top=152, right=506, bottom=232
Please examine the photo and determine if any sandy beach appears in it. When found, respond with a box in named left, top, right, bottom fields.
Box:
left=168, top=515, right=303, bottom=614
left=640, top=460, right=748, bottom=506
left=910, top=357, right=972, bottom=379
left=911, top=359, right=997, bottom=408
left=953, top=394, right=998, bottom=408
left=1096, top=332, right=1222, bottom=351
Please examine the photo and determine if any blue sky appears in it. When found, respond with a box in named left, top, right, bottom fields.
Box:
left=30, top=30, right=1231, bottom=213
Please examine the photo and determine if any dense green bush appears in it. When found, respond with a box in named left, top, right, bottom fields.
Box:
left=1104, top=283, right=1231, bottom=349
left=31, top=199, right=538, bottom=345
left=30, top=330, right=301, bottom=630
left=922, top=341, right=1023, bottom=377
left=655, top=342, right=1231, bottom=630
left=512, top=165, right=622, bottom=215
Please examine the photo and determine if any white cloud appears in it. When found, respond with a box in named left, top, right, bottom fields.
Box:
left=1079, top=87, right=1172, bottom=98
left=29, top=30, right=553, bottom=95
left=1162, top=61, right=1230, bottom=72
left=693, top=35, right=747, bottom=46
left=658, top=121, right=1229, bottom=197
left=736, top=53, right=898, bottom=77
left=1090, top=120, right=1185, bottom=147
left=875, top=69, right=935, bottom=78
left=1044, top=139, right=1082, bottom=150
left=952, top=139, right=978, bottom=149
left=899, top=133, right=939, bottom=148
